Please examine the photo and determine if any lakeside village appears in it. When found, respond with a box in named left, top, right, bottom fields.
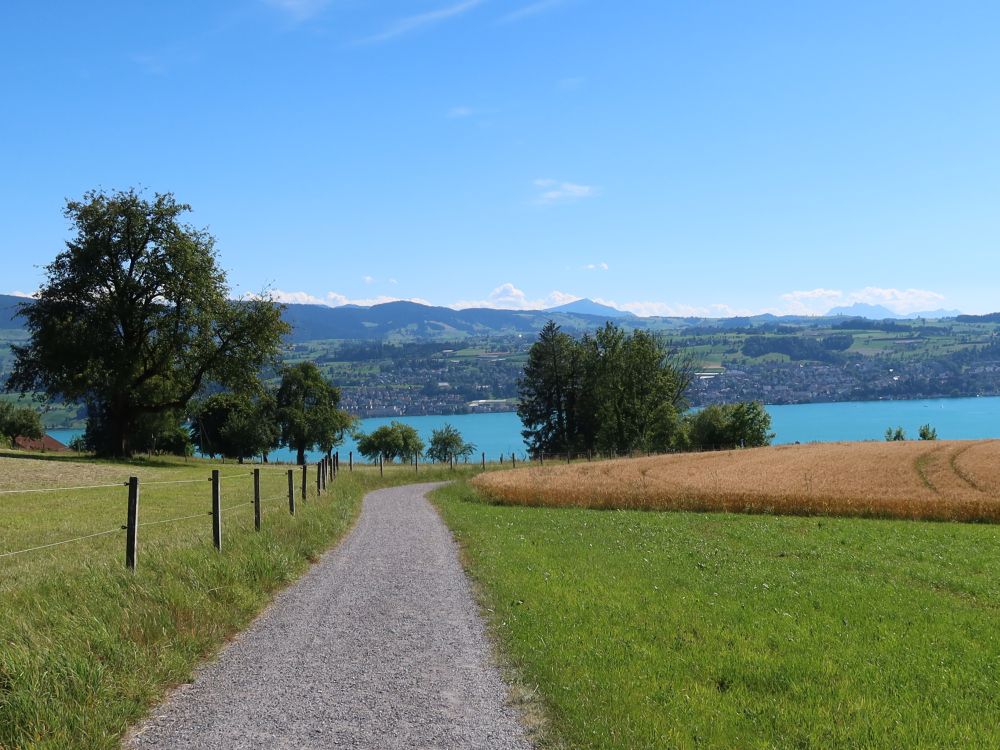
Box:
left=298, top=339, right=1000, bottom=419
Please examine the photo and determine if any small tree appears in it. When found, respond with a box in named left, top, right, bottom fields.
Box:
left=355, top=421, right=424, bottom=463
left=885, top=426, right=907, bottom=441
left=0, top=402, right=44, bottom=445
left=918, top=423, right=938, bottom=440
left=191, top=392, right=280, bottom=462
left=426, top=423, right=475, bottom=463
left=275, top=362, right=352, bottom=465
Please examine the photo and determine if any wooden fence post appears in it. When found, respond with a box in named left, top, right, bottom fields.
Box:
left=449, top=454, right=454, bottom=470
left=317, top=461, right=323, bottom=494
left=379, top=454, right=384, bottom=477
left=414, top=454, right=418, bottom=473
left=499, top=454, right=503, bottom=466
left=211, top=469, right=222, bottom=552
left=512, top=453, right=516, bottom=468
left=125, top=476, right=139, bottom=572
left=287, top=469, right=296, bottom=515
left=301, top=463, right=308, bottom=501
left=349, top=451, right=353, bottom=472
left=481, top=451, right=485, bottom=469
left=253, top=468, right=261, bottom=532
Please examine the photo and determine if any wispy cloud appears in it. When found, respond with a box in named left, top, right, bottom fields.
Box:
left=451, top=283, right=579, bottom=310
left=582, top=262, right=608, bottom=271
left=534, top=178, right=598, bottom=204
left=362, top=275, right=375, bottom=284
left=594, top=298, right=754, bottom=319
left=356, top=0, right=484, bottom=45
left=270, top=289, right=431, bottom=307
left=501, top=0, right=570, bottom=23
left=448, top=105, right=476, bottom=118
left=779, top=286, right=947, bottom=316
left=557, top=76, right=586, bottom=91
left=4, top=290, right=36, bottom=298
left=264, top=0, right=330, bottom=22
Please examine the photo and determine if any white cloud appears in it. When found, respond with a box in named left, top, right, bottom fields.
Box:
left=501, top=0, right=570, bottom=23
left=264, top=0, right=329, bottom=21
left=583, top=262, right=609, bottom=271
left=594, top=298, right=755, bottom=319
left=5, top=290, right=36, bottom=298
left=779, top=286, right=947, bottom=315
left=448, top=105, right=475, bottom=118
left=362, top=275, right=375, bottom=284
left=270, top=289, right=431, bottom=308
left=388, top=278, right=399, bottom=285
left=356, top=0, right=484, bottom=44
left=534, top=178, right=598, bottom=205
left=451, top=283, right=580, bottom=310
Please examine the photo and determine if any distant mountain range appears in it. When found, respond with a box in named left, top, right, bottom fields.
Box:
left=825, top=303, right=962, bottom=320
left=0, top=293, right=980, bottom=343
left=545, top=298, right=636, bottom=319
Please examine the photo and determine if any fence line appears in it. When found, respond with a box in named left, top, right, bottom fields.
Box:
left=0, top=527, right=123, bottom=559
left=0, top=458, right=421, bottom=569
left=0, top=482, right=127, bottom=495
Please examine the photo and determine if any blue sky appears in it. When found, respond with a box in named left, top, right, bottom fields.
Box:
left=2, top=1, right=999, bottom=316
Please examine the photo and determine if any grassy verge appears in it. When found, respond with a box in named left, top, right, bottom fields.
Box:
left=0, top=454, right=471, bottom=750
left=433, top=480, right=1000, bottom=749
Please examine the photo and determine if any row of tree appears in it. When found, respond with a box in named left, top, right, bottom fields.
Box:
left=518, top=321, right=774, bottom=456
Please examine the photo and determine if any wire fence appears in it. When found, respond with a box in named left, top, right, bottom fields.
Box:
left=0, top=453, right=346, bottom=572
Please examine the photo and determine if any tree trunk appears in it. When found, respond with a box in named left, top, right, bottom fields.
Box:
left=296, top=445, right=306, bottom=465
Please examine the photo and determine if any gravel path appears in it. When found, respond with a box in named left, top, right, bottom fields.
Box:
left=126, top=482, right=533, bottom=750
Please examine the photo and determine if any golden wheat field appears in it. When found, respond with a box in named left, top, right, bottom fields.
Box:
left=472, top=440, right=1000, bottom=522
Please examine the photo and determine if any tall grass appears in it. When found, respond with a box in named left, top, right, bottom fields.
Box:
left=0, top=453, right=471, bottom=750
left=473, top=440, right=1000, bottom=522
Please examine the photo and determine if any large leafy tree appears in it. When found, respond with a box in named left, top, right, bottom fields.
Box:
left=275, top=362, right=353, bottom=465
left=5, top=189, right=289, bottom=456
left=426, top=423, right=475, bottom=463
left=355, top=421, right=425, bottom=463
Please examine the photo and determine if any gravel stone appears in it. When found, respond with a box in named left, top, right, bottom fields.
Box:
left=126, top=482, right=533, bottom=750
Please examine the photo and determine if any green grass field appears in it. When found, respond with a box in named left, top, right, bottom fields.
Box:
left=0, top=452, right=472, bottom=750
left=433, top=481, right=1000, bottom=750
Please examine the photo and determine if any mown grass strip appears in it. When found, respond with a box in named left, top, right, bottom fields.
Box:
left=433, top=480, right=1000, bottom=749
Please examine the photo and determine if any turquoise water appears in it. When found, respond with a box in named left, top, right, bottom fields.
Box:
left=48, top=396, right=1000, bottom=463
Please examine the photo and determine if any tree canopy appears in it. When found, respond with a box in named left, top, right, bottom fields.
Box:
left=0, top=402, right=43, bottom=447
left=426, top=423, right=475, bottom=463
left=678, top=401, right=774, bottom=451
left=275, top=362, right=353, bottom=465
left=5, top=189, right=288, bottom=456
left=355, top=421, right=425, bottom=463
left=191, top=391, right=279, bottom=462
left=518, top=321, right=693, bottom=457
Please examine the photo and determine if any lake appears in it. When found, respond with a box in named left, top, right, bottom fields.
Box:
left=48, top=396, right=1000, bottom=463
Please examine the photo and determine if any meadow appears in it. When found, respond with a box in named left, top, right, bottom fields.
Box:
left=0, top=451, right=472, bottom=750
left=473, top=440, right=1000, bottom=522
left=434, top=480, right=1000, bottom=749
